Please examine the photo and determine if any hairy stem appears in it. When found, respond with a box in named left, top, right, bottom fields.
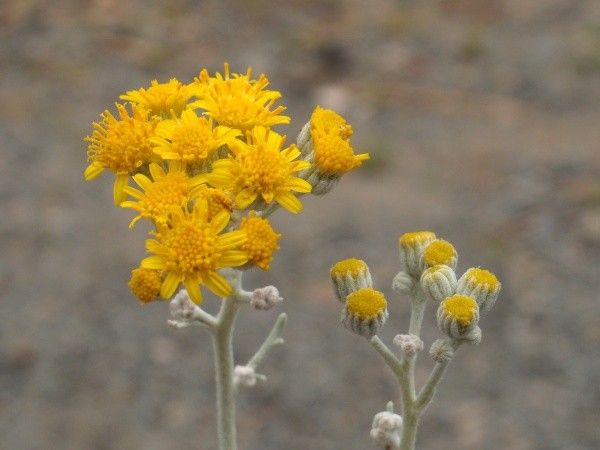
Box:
left=213, top=296, right=240, bottom=450
left=247, top=313, right=287, bottom=370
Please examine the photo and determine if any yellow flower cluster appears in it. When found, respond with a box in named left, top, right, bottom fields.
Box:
left=84, top=64, right=368, bottom=304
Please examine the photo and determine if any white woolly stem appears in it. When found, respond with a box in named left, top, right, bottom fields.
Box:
left=369, top=336, right=404, bottom=377
left=247, top=313, right=287, bottom=371
left=213, top=292, right=241, bottom=450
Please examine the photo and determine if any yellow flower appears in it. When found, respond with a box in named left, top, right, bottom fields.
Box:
left=310, top=106, right=369, bottom=176
left=346, top=288, right=387, bottom=319
left=120, top=161, right=206, bottom=229
left=423, top=239, right=457, bottom=268
left=152, top=109, right=240, bottom=166
left=239, top=212, right=281, bottom=270
left=190, top=63, right=290, bottom=130
left=128, top=267, right=162, bottom=304
left=207, top=126, right=312, bottom=213
left=120, top=78, right=193, bottom=117
left=141, top=201, right=248, bottom=304
left=195, top=186, right=234, bottom=220
left=330, top=258, right=369, bottom=278
left=84, top=103, right=159, bottom=204
left=441, top=295, right=478, bottom=327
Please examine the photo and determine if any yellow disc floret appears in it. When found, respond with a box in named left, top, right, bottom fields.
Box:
left=311, top=106, right=353, bottom=139
left=330, top=258, right=368, bottom=278
left=128, top=267, right=162, bottom=304
left=424, top=239, right=457, bottom=266
left=346, top=288, right=387, bottom=319
left=84, top=103, right=159, bottom=204
left=121, top=162, right=206, bottom=228
left=191, top=63, right=290, bottom=131
left=239, top=212, right=281, bottom=270
left=465, top=268, right=500, bottom=288
left=399, top=231, right=437, bottom=247
left=207, top=126, right=312, bottom=213
left=141, top=201, right=248, bottom=304
left=152, top=109, right=240, bottom=165
left=120, top=78, right=192, bottom=117
left=310, top=106, right=369, bottom=176
left=441, top=295, right=478, bottom=327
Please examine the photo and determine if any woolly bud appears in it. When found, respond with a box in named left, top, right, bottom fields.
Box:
left=303, top=168, right=339, bottom=195
left=437, top=294, right=480, bottom=340
left=169, top=289, right=197, bottom=321
left=370, top=402, right=402, bottom=448
left=296, top=122, right=312, bottom=155
left=422, top=239, right=458, bottom=270
left=233, top=365, right=258, bottom=387
left=398, top=231, right=437, bottom=277
left=456, top=268, right=501, bottom=314
left=429, top=339, right=455, bottom=363
left=393, top=334, right=424, bottom=357
left=420, top=265, right=457, bottom=303
left=250, top=286, right=283, bottom=311
left=330, top=258, right=373, bottom=302
left=392, top=270, right=415, bottom=295
left=341, top=288, right=388, bottom=338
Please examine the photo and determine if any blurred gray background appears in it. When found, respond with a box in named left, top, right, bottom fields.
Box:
left=1, top=1, right=599, bottom=449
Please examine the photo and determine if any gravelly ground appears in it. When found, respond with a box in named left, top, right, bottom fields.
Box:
left=1, top=1, right=599, bottom=449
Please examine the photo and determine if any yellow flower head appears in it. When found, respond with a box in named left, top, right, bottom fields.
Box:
left=239, top=212, right=281, bottom=270
left=120, top=78, right=192, bottom=117
left=194, top=186, right=234, bottom=220
left=207, top=126, right=312, bottom=214
left=311, top=106, right=353, bottom=139
left=141, top=201, right=248, bottom=304
left=423, top=239, right=457, bottom=267
left=152, top=109, right=240, bottom=166
left=84, top=103, right=159, bottom=204
left=190, top=63, right=290, bottom=130
left=121, top=161, right=206, bottom=228
left=128, top=267, right=162, bottom=304
left=463, top=268, right=500, bottom=289
left=330, top=258, right=369, bottom=278
left=346, top=288, right=387, bottom=319
left=310, top=106, right=369, bottom=176
left=441, top=294, right=478, bottom=327
left=399, top=231, right=437, bottom=247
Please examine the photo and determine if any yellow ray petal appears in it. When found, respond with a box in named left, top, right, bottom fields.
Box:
left=184, top=278, right=203, bottom=304
left=217, top=230, right=247, bottom=250
left=275, top=191, right=302, bottom=214
left=113, top=174, right=129, bottom=205
left=160, top=272, right=181, bottom=299
left=204, top=271, right=233, bottom=298
left=219, top=250, right=249, bottom=267
left=141, top=255, right=166, bottom=270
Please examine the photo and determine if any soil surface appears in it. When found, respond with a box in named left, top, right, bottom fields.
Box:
left=1, top=1, right=599, bottom=449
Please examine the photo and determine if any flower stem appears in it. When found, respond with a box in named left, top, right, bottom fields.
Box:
left=213, top=295, right=241, bottom=450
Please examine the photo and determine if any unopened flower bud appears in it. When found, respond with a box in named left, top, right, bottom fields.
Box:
left=129, top=267, right=162, bottom=304
left=422, top=239, right=458, bottom=270
left=393, top=334, right=424, bottom=357
left=457, top=267, right=501, bottom=314
left=341, top=288, right=388, bottom=338
left=398, top=231, right=437, bottom=277
left=429, top=339, right=455, bottom=363
left=437, top=294, right=480, bottom=340
left=170, top=289, right=197, bottom=321
left=420, top=265, right=457, bottom=303
left=370, top=402, right=402, bottom=448
left=250, top=286, right=283, bottom=311
left=330, top=258, right=372, bottom=302
left=233, top=365, right=258, bottom=387
left=392, top=270, right=415, bottom=295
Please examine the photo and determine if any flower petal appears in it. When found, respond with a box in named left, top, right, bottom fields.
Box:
left=84, top=163, right=104, bottom=181
left=141, top=255, right=166, bottom=270
left=113, top=174, right=129, bottom=205
left=204, top=272, right=232, bottom=298
left=275, top=191, right=303, bottom=214
left=184, top=278, right=203, bottom=304
left=217, top=230, right=247, bottom=250
left=161, top=272, right=181, bottom=299
left=219, top=250, right=249, bottom=267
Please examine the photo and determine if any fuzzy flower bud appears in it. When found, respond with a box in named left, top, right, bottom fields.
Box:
left=250, top=286, right=283, bottom=311
left=330, top=258, right=373, bottom=302
left=437, top=294, right=480, bottom=340
left=128, top=267, right=162, bottom=304
left=398, top=231, right=437, bottom=277
left=422, top=239, right=458, bottom=270
left=393, top=334, right=424, bottom=357
left=429, top=339, right=455, bottom=363
left=169, top=289, right=197, bottom=321
left=233, top=365, right=258, bottom=387
left=341, top=288, right=388, bottom=338
left=370, top=402, right=402, bottom=448
left=420, top=265, right=457, bottom=303
left=456, top=267, right=501, bottom=314
left=391, top=270, right=415, bottom=295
